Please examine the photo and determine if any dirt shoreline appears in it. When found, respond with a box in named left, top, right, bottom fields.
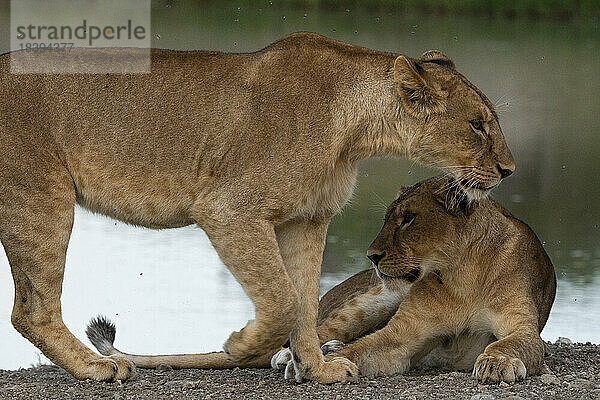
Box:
left=1, top=341, right=598, bottom=400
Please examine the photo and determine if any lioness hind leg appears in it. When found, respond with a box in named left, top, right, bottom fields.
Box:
left=0, top=161, right=134, bottom=381
left=316, top=284, right=402, bottom=345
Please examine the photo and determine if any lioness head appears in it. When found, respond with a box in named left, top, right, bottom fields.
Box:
left=366, top=176, right=473, bottom=287
left=393, top=51, right=515, bottom=200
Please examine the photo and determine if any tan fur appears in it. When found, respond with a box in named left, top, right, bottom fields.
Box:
left=0, top=33, right=514, bottom=383
left=295, top=177, right=555, bottom=383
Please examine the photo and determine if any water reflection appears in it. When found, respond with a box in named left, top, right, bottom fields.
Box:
left=0, top=2, right=598, bottom=369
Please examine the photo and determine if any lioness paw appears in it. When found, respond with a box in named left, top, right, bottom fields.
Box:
left=84, top=356, right=135, bottom=382
left=271, top=348, right=292, bottom=370
left=321, top=340, right=345, bottom=355
left=109, top=356, right=136, bottom=381
left=223, top=321, right=281, bottom=363
left=310, top=357, right=359, bottom=384
left=473, top=353, right=526, bottom=383
left=281, top=354, right=358, bottom=383
left=293, top=357, right=359, bottom=383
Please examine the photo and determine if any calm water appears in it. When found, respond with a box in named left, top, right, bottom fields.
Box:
left=1, top=3, right=599, bottom=370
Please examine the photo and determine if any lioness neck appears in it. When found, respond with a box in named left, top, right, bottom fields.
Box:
left=330, top=60, right=418, bottom=163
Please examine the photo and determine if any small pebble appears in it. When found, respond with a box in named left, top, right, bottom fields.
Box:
left=470, top=394, right=495, bottom=400
left=572, top=378, right=595, bottom=390
left=540, top=373, right=560, bottom=385
left=155, top=363, right=173, bottom=372
left=184, top=380, right=201, bottom=389
left=555, top=337, right=573, bottom=345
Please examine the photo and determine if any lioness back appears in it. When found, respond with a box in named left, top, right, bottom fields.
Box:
left=0, top=33, right=393, bottom=228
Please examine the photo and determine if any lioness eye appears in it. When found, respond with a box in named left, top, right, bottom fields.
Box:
left=401, top=213, right=415, bottom=227
left=470, top=119, right=485, bottom=133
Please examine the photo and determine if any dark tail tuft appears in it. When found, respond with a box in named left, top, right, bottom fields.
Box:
left=86, top=315, right=117, bottom=356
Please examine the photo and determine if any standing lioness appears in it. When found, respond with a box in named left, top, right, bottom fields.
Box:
left=0, top=32, right=514, bottom=383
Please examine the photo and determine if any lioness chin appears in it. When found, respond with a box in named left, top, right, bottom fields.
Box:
left=270, top=176, right=556, bottom=383
left=1, top=32, right=514, bottom=383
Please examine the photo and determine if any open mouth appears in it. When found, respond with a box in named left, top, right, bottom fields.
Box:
left=376, top=267, right=421, bottom=283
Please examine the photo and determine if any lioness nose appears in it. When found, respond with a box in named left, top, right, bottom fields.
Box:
left=497, top=164, right=514, bottom=179
left=367, top=250, right=386, bottom=266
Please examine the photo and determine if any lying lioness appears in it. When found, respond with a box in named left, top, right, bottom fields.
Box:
left=1, top=32, right=514, bottom=383
left=271, top=176, right=556, bottom=383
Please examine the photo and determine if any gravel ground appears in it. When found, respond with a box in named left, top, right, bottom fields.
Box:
left=1, top=341, right=598, bottom=400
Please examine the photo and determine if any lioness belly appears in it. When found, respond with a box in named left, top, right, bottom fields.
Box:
left=72, top=165, right=198, bottom=229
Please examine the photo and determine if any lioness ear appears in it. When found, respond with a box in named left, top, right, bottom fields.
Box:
left=393, top=55, right=447, bottom=118
left=396, top=186, right=410, bottom=199
left=420, top=50, right=455, bottom=69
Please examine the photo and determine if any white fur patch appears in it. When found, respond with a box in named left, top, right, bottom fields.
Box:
left=321, top=340, right=345, bottom=355
left=271, top=348, right=292, bottom=370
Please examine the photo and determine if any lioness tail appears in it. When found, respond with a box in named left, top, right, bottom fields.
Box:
left=86, top=316, right=119, bottom=356
left=84, top=315, right=272, bottom=369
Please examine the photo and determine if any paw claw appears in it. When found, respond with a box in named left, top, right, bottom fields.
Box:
left=109, top=356, right=136, bottom=381
left=284, top=359, right=297, bottom=381
left=473, top=353, right=526, bottom=384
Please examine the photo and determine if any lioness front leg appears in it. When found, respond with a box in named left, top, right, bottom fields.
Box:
left=194, top=210, right=300, bottom=365
left=473, top=303, right=544, bottom=383
left=275, top=218, right=358, bottom=383
left=272, top=283, right=402, bottom=372
left=325, top=298, right=445, bottom=377
left=1, top=161, right=134, bottom=381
